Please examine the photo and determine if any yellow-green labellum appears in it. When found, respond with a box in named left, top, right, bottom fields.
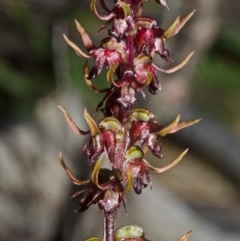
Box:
left=115, top=225, right=144, bottom=240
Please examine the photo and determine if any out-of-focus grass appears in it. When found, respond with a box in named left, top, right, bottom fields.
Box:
left=0, top=59, right=52, bottom=118
left=193, top=28, right=240, bottom=130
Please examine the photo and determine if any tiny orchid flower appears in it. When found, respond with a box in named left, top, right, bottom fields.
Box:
left=64, top=21, right=126, bottom=79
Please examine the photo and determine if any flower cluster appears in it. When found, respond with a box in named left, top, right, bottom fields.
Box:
left=64, top=0, right=195, bottom=115
left=58, top=0, right=199, bottom=240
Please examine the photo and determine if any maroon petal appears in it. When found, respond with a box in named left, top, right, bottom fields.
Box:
left=146, top=134, right=163, bottom=158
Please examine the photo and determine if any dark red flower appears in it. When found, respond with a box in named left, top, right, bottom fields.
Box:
left=135, top=10, right=196, bottom=59
left=63, top=21, right=126, bottom=79
left=123, top=146, right=152, bottom=194
left=129, top=120, right=163, bottom=158
left=88, top=37, right=126, bottom=79
left=91, top=0, right=136, bottom=38
left=59, top=153, right=127, bottom=215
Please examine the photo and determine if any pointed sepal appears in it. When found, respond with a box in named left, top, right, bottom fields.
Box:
left=163, top=10, right=196, bottom=39
left=83, top=60, right=109, bottom=93
left=63, top=34, right=90, bottom=58
left=59, top=152, right=91, bottom=185
left=177, top=230, right=192, bottom=241
left=91, top=154, right=104, bottom=189
left=83, top=108, right=100, bottom=136
left=163, top=15, right=180, bottom=39
left=75, top=20, right=94, bottom=51
left=172, top=10, right=196, bottom=36
left=90, top=0, right=115, bottom=21
left=125, top=170, right=134, bottom=192
left=156, top=114, right=201, bottom=136
left=154, top=52, right=195, bottom=74
left=58, top=106, right=89, bottom=135
left=143, top=148, right=188, bottom=173
left=155, top=0, right=169, bottom=10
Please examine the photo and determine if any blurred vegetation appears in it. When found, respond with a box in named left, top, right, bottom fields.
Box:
left=0, top=2, right=110, bottom=122
left=0, top=3, right=54, bottom=120
left=193, top=28, right=240, bottom=132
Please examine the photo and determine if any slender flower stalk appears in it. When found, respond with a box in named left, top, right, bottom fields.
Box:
left=104, top=210, right=118, bottom=241
left=58, top=1, right=200, bottom=240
